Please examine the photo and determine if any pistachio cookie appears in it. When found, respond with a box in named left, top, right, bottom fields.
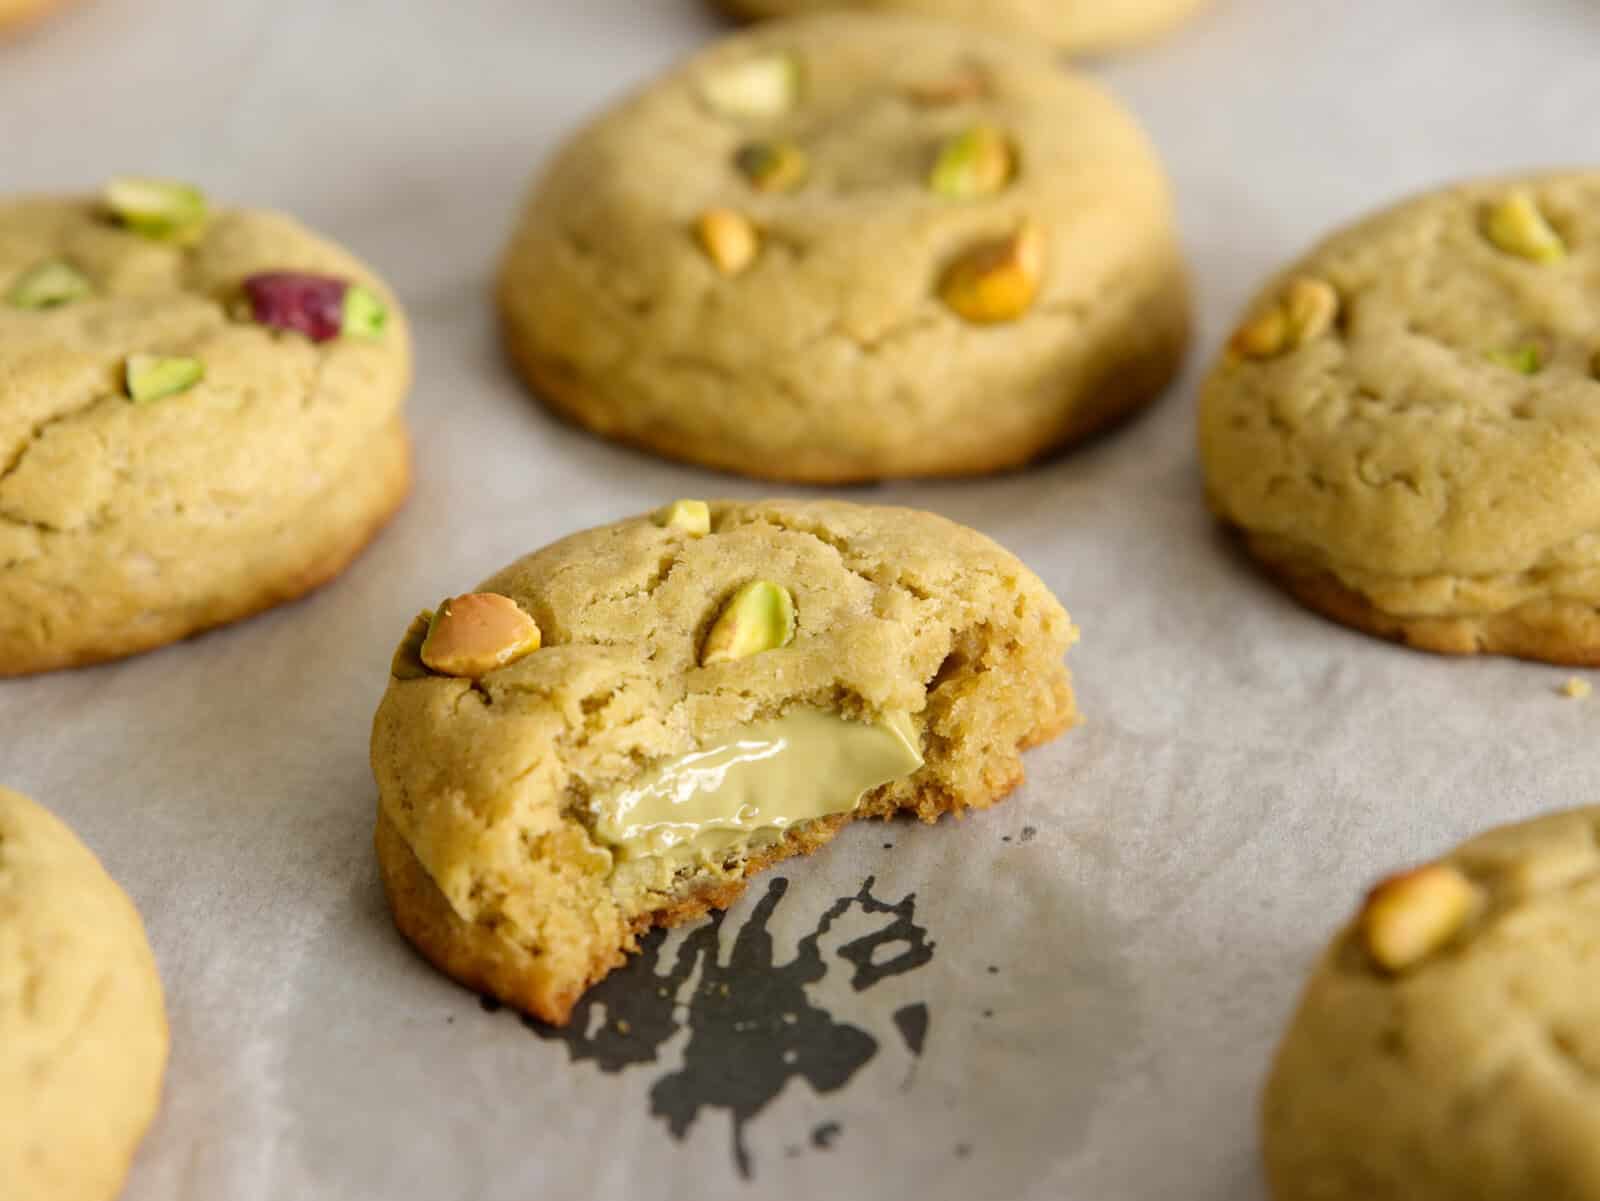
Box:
left=711, top=0, right=1208, bottom=55
left=0, top=180, right=412, bottom=674
left=498, top=13, right=1189, bottom=483
left=1264, top=807, right=1600, bottom=1200
left=0, top=787, right=169, bottom=1201
left=1201, top=173, right=1600, bottom=664
left=372, top=499, right=1078, bottom=1024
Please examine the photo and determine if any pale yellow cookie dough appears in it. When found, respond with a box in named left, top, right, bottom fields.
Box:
left=0, top=192, right=413, bottom=675
left=0, top=786, right=169, bottom=1201
left=498, top=13, right=1189, bottom=483
left=1200, top=172, right=1600, bottom=664
left=372, top=499, right=1078, bottom=1024
left=713, top=0, right=1209, bottom=55
left=1265, top=807, right=1600, bottom=1200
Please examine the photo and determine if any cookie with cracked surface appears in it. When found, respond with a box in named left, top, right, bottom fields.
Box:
left=1264, top=807, right=1600, bottom=1201
left=1200, top=172, right=1600, bottom=664
left=372, top=498, right=1078, bottom=1024
left=710, top=0, right=1208, bottom=55
left=0, top=786, right=169, bottom=1201
left=0, top=184, right=412, bottom=675
left=497, top=12, right=1189, bottom=483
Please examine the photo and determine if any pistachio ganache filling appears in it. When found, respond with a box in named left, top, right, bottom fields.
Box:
left=590, top=709, right=923, bottom=868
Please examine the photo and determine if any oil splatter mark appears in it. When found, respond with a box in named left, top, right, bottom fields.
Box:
left=1019, top=826, right=1037, bottom=844
left=893, top=1003, right=929, bottom=1055
left=523, top=874, right=936, bottom=1178
left=955, top=1142, right=972, bottom=1158
left=812, top=1121, right=842, bottom=1149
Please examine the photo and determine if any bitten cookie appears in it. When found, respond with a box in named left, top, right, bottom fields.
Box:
left=711, top=0, right=1208, bottom=55
left=498, top=13, right=1189, bottom=483
left=372, top=499, right=1078, bottom=1024
left=0, top=787, right=169, bottom=1201
left=1264, top=807, right=1600, bottom=1200
left=1200, top=172, right=1600, bottom=664
left=0, top=179, right=412, bottom=674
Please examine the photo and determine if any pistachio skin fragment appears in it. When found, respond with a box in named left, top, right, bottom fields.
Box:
left=905, top=65, right=991, bottom=107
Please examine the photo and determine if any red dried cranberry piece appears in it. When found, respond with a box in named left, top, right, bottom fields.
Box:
left=242, top=272, right=349, bottom=342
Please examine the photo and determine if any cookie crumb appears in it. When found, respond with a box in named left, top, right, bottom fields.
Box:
left=1561, top=677, right=1591, bottom=699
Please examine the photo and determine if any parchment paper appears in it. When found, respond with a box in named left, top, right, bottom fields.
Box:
left=4, top=1, right=1600, bottom=1197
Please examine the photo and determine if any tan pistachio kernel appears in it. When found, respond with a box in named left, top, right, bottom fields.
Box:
left=906, top=65, right=991, bottom=107
left=734, top=140, right=809, bottom=193
left=700, top=580, right=796, bottom=666
left=1360, top=862, right=1481, bottom=973
left=938, top=220, right=1045, bottom=324
left=929, top=125, right=1015, bottom=199
left=652, top=499, right=711, bottom=536
left=696, top=208, right=759, bottom=276
left=1228, top=276, right=1339, bottom=359
left=698, top=52, right=800, bottom=120
left=419, top=593, right=542, bottom=678
left=1487, top=344, right=1544, bottom=374
left=1484, top=190, right=1566, bottom=263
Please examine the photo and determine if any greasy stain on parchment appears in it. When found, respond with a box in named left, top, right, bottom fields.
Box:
left=499, top=875, right=936, bottom=1178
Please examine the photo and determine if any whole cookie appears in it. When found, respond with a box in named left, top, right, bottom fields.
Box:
left=372, top=498, right=1078, bottom=1023
left=1200, top=172, right=1600, bottom=664
left=1, top=182, right=412, bottom=674
left=712, top=0, right=1208, bottom=55
left=498, top=13, right=1189, bottom=483
left=0, top=787, right=169, bottom=1201
left=1264, top=807, right=1600, bottom=1200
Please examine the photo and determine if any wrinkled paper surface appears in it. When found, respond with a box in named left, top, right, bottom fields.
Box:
left=4, top=1, right=1599, bottom=1197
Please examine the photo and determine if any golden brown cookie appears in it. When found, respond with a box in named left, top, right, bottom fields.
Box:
left=498, top=13, right=1189, bottom=483
left=0, top=786, right=169, bottom=1201
left=1264, top=807, right=1600, bottom=1200
left=0, top=181, right=413, bottom=675
left=372, top=499, right=1078, bottom=1024
left=1200, top=172, right=1600, bottom=665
